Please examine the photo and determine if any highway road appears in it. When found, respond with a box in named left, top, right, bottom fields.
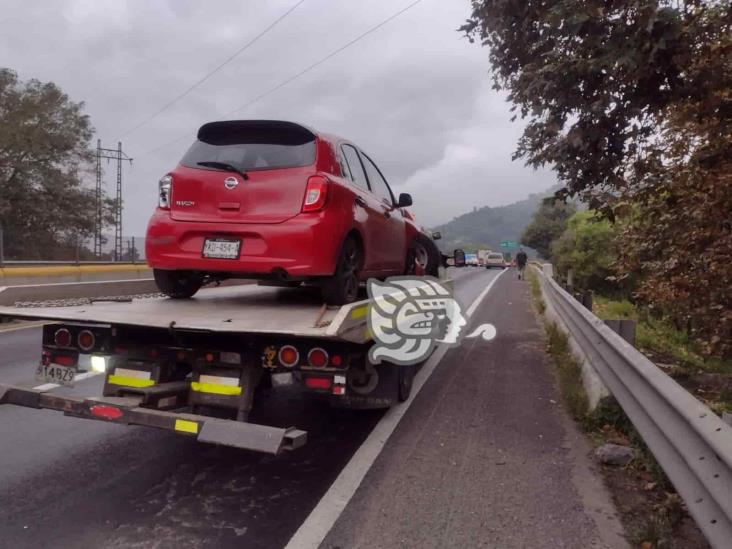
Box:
left=0, top=267, right=626, bottom=548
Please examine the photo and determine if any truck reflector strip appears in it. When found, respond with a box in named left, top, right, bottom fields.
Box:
left=350, top=306, right=368, bottom=320
left=199, top=374, right=239, bottom=386
left=108, top=368, right=155, bottom=388
left=107, top=376, right=155, bottom=388
left=190, top=381, right=242, bottom=396
left=174, top=419, right=199, bottom=434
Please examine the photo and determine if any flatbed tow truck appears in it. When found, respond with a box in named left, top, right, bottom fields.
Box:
left=0, top=283, right=422, bottom=455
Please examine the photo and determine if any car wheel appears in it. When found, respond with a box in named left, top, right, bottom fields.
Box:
left=321, top=237, right=362, bottom=305
left=406, top=235, right=440, bottom=277
left=398, top=363, right=416, bottom=402
left=154, top=269, right=203, bottom=299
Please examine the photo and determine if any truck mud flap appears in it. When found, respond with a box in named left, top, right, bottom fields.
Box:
left=0, top=383, right=306, bottom=455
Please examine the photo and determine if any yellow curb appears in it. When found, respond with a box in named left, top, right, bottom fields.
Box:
left=0, top=264, right=151, bottom=279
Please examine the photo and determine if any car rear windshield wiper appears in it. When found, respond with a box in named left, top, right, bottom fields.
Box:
left=196, top=161, right=249, bottom=180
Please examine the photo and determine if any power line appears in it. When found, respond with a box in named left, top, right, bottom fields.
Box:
left=140, top=0, right=424, bottom=158
left=119, top=0, right=306, bottom=139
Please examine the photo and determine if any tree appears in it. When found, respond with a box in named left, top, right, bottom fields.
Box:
left=521, top=198, right=575, bottom=259
left=463, top=2, right=731, bottom=356
left=551, top=211, right=622, bottom=296
left=0, top=68, right=108, bottom=260
left=461, top=1, right=730, bottom=213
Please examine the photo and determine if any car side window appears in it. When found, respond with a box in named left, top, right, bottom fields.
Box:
left=341, top=145, right=368, bottom=190
left=361, top=154, right=394, bottom=205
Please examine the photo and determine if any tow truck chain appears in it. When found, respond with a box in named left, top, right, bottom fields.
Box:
left=14, top=293, right=165, bottom=308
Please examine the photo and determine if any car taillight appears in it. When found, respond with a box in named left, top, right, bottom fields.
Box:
left=159, top=174, right=172, bottom=209
left=77, top=330, right=95, bottom=351
left=54, top=328, right=71, bottom=347
left=308, top=347, right=329, bottom=368
left=278, top=345, right=299, bottom=368
left=302, top=176, right=328, bottom=212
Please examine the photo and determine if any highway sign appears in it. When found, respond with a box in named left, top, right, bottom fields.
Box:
left=500, top=240, right=517, bottom=248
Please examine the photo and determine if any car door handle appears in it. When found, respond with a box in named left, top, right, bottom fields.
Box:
left=355, top=196, right=367, bottom=207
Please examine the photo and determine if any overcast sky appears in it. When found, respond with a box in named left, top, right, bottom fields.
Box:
left=1, top=0, right=556, bottom=235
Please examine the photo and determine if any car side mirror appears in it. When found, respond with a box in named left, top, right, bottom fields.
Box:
left=397, top=193, right=412, bottom=208
left=431, top=231, right=441, bottom=240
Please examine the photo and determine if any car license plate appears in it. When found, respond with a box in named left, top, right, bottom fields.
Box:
left=35, top=363, right=77, bottom=387
left=203, top=238, right=241, bottom=259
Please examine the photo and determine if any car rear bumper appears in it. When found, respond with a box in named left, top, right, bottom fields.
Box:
left=145, top=210, right=341, bottom=277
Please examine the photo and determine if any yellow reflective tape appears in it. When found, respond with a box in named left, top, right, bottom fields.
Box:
left=350, top=305, right=368, bottom=320
left=107, top=375, right=156, bottom=388
left=175, top=419, right=199, bottom=434
left=190, top=381, right=242, bottom=396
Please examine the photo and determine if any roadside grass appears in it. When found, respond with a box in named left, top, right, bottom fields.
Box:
left=593, top=296, right=732, bottom=376
left=594, top=296, right=732, bottom=415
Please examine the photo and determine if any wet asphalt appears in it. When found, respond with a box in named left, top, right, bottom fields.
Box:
left=0, top=267, right=504, bottom=549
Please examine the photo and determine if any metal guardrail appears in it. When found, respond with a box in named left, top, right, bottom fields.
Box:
left=535, top=266, right=732, bottom=548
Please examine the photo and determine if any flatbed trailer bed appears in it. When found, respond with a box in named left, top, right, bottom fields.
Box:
left=0, top=284, right=372, bottom=343
left=0, top=283, right=416, bottom=455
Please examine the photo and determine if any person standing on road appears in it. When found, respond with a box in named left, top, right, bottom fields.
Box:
left=516, top=248, right=528, bottom=280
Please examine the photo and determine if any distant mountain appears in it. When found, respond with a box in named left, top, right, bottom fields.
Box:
left=433, top=187, right=558, bottom=253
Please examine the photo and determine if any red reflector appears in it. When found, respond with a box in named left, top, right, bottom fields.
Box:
left=53, top=354, right=76, bottom=366
left=54, top=328, right=71, bottom=347
left=308, top=347, right=329, bottom=368
left=77, top=330, right=95, bottom=351
left=331, top=355, right=343, bottom=367
left=279, top=345, right=299, bottom=368
left=305, top=377, right=332, bottom=390
left=89, top=405, right=124, bottom=420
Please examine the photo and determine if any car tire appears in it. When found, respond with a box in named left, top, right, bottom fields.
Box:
left=321, top=236, right=362, bottom=305
left=154, top=269, right=203, bottom=299
left=398, top=363, right=416, bottom=402
left=406, top=234, right=441, bottom=277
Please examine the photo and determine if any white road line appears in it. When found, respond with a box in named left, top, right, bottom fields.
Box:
left=285, top=269, right=507, bottom=549
left=466, top=267, right=507, bottom=317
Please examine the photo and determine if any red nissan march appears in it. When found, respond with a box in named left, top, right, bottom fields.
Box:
left=146, top=120, right=439, bottom=305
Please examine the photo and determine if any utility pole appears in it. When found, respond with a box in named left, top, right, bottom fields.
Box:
left=94, top=141, right=132, bottom=260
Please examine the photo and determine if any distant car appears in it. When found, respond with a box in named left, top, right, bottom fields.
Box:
left=485, top=252, right=506, bottom=269
left=146, top=120, right=439, bottom=305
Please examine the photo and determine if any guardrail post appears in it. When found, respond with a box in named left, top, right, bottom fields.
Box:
left=0, top=224, right=4, bottom=267
left=604, top=319, right=637, bottom=346
left=131, top=237, right=136, bottom=265
left=542, top=263, right=554, bottom=278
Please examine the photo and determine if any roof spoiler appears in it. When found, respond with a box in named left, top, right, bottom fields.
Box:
left=197, top=120, right=317, bottom=146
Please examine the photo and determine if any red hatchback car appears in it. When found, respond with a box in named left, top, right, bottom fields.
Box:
left=146, top=120, right=439, bottom=305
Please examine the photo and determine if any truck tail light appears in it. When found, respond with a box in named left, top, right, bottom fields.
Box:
left=90, top=405, right=124, bottom=420
left=278, top=345, right=299, bottom=368
left=305, top=376, right=332, bottom=390
left=302, top=176, right=328, bottom=212
left=307, top=348, right=329, bottom=368
left=53, top=354, right=76, bottom=366
left=159, top=174, right=172, bottom=209
left=77, top=330, right=95, bottom=351
left=54, top=328, right=72, bottom=347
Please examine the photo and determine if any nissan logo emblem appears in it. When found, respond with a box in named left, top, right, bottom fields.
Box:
left=224, top=177, right=239, bottom=190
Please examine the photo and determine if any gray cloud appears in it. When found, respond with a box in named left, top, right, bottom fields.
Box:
left=1, top=0, right=555, bottom=234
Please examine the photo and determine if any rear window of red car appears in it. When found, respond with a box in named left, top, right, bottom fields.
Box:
left=181, top=122, right=316, bottom=172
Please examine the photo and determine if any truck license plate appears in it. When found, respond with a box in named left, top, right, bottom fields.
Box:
left=203, top=238, right=241, bottom=259
left=35, top=363, right=77, bottom=387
